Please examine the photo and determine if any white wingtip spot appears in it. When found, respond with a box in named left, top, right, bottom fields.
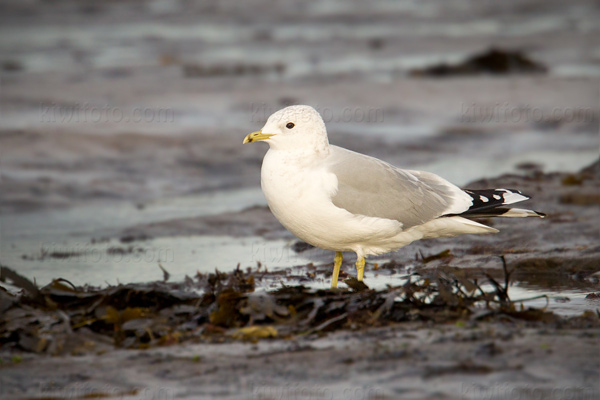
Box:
left=479, top=195, right=489, bottom=203
left=496, top=189, right=529, bottom=205
left=502, top=193, right=529, bottom=205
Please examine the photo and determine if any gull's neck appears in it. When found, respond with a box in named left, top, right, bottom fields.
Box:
left=267, top=143, right=330, bottom=169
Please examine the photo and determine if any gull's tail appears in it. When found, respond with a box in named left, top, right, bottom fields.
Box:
left=458, top=188, right=545, bottom=219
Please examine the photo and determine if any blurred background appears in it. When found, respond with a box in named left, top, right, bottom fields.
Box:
left=1, top=0, right=598, bottom=286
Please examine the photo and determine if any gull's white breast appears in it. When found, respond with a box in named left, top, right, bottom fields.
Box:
left=260, top=149, right=404, bottom=254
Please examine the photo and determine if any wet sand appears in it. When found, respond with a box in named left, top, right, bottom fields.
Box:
left=1, top=1, right=600, bottom=399
left=2, top=322, right=599, bottom=400
left=1, top=163, right=599, bottom=400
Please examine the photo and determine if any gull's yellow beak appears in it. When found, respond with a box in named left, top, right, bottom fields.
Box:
left=243, top=130, right=275, bottom=144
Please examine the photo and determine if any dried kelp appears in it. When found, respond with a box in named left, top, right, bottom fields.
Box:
left=0, top=262, right=598, bottom=355
left=409, top=47, right=547, bottom=77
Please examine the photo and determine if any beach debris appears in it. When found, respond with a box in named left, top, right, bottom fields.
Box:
left=291, top=241, right=315, bottom=253
left=230, top=326, right=278, bottom=341
left=410, top=47, right=547, bottom=77
left=420, top=249, right=454, bottom=264
left=1, top=260, right=598, bottom=355
left=183, top=62, right=285, bottom=78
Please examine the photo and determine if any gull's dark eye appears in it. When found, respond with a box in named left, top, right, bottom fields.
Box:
left=286, top=122, right=295, bottom=129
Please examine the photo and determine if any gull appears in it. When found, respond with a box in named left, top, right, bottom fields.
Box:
left=243, top=105, right=544, bottom=288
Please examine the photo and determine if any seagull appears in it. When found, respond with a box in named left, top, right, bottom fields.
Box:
left=243, top=105, right=544, bottom=288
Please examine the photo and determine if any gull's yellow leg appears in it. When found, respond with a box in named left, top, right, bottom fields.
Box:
left=356, top=257, right=365, bottom=281
left=331, top=252, right=343, bottom=289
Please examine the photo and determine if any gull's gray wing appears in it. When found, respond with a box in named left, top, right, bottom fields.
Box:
left=327, top=146, right=470, bottom=228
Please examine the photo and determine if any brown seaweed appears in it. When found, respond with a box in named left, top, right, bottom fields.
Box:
left=1, top=261, right=598, bottom=355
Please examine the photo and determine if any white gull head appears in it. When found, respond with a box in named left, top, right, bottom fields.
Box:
left=244, top=105, right=329, bottom=153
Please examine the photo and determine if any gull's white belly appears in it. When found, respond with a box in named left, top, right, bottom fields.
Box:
left=260, top=150, right=404, bottom=254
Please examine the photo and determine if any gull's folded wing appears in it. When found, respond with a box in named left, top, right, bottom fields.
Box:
left=327, top=146, right=472, bottom=228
